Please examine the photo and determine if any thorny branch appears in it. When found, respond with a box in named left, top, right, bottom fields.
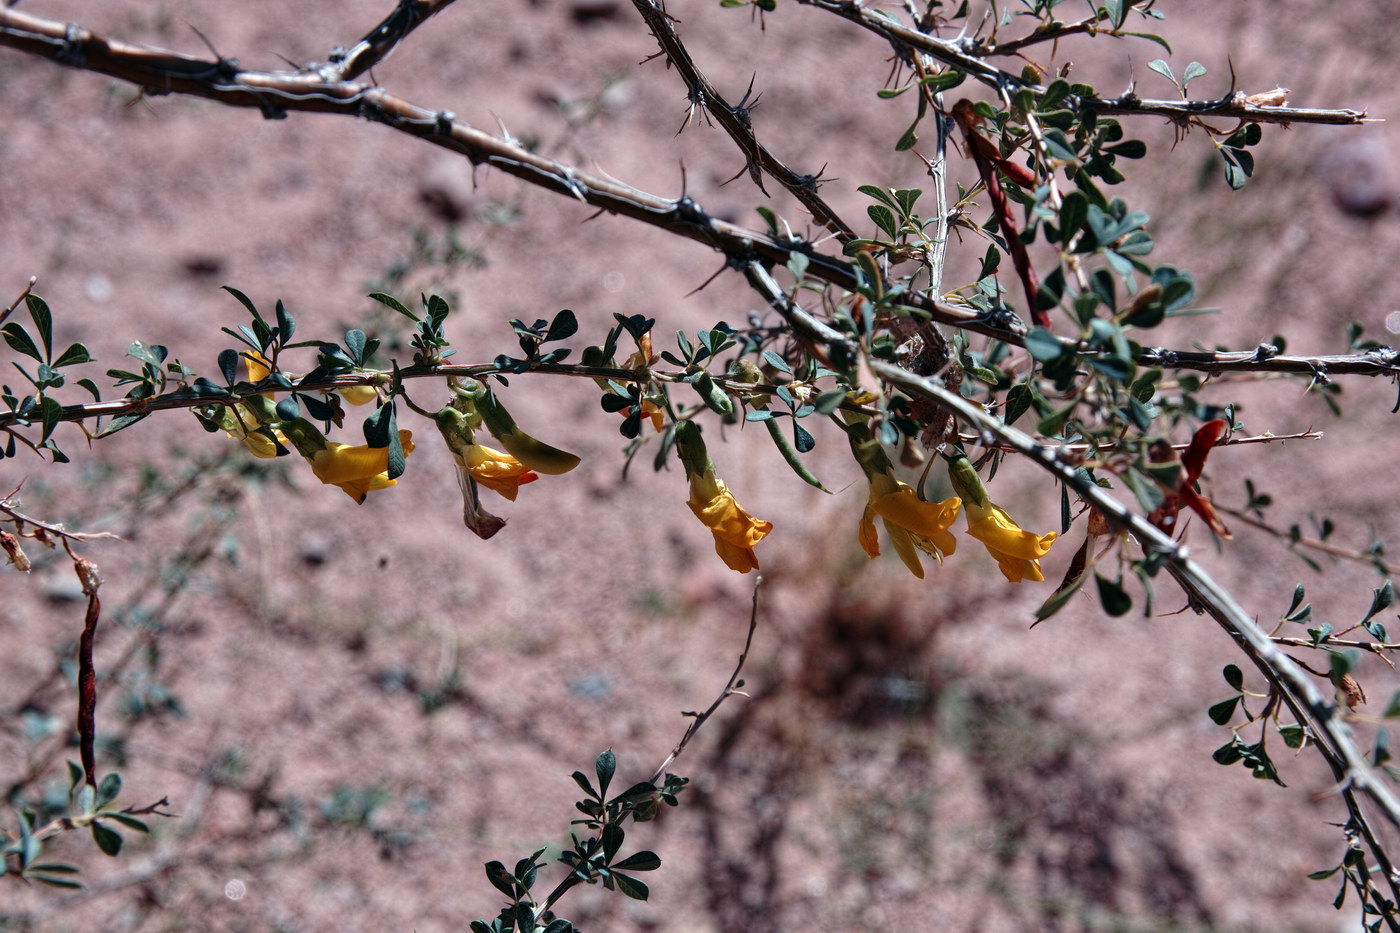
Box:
left=0, top=9, right=1395, bottom=382
left=794, top=0, right=1369, bottom=126
left=630, top=0, right=856, bottom=243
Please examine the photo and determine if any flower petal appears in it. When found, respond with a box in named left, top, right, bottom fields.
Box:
left=687, top=472, right=772, bottom=574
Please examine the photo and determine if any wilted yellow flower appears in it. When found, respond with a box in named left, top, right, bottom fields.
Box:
left=963, top=498, right=1056, bottom=582
left=218, top=401, right=283, bottom=459
left=309, top=430, right=415, bottom=504
left=456, top=444, right=538, bottom=501
left=859, top=470, right=960, bottom=579
left=687, top=469, right=773, bottom=574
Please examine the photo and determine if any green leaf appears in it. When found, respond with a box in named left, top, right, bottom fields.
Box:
left=1146, top=59, right=1175, bottom=87
left=106, top=813, right=149, bottom=833
left=222, top=285, right=261, bottom=320
left=1212, top=740, right=1244, bottom=766
left=570, top=770, right=599, bottom=799
left=1088, top=354, right=1134, bottom=381
left=595, top=748, right=616, bottom=799
left=1024, top=327, right=1066, bottom=363
left=1362, top=580, right=1394, bottom=624
left=1121, top=32, right=1172, bottom=54
left=867, top=205, right=898, bottom=240
left=545, top=309, right=578, bottom=343
left=52, top=343, right=92, bottom=368
left=1328, top=648, right=1360, bottom=678
left=765, top=418, right=829, bottom=492
left=26, top=294, right=53, bottom=358
left=368, top=291, right=419, bottom=322
left=1059, top=191, right=1088, bottom=239
left=1035, top=568, right=1087, bottom=623
left=1182, top=61, right=1207, bottom=84
left=1223, top=664, right=1244, bottom=691
left=1279, top=723, right=1306, bottom=749
left=484, top=861, right=516, bottom=898
left=39, top=395, right=62, bottom=443
left=95, top=773, right=122, bottom=809
left=1384, top=689, right=1400, bottom=718
left=1208, top=697, right=1239, bottom=725
left=2, top=323, right=42, bottom=361
left=857, top=185, right=898, bottom=210
left=91, top=822, right=123, bottom=857
left=1095, top=573, right=1132, bottom=617
left=761, top=349, right=792, bottom=375
left=612, top=872, right=650, bottom=901
left=895, top=118, right=919, bottom=152
left=920, top=70, right=965, bottom=93
left=613, top=850, right=661, bottom=872
left=813, top=389, right=846, bottom=414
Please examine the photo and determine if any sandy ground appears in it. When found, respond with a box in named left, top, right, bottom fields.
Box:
left=3, top=1, right=1400, bottom=931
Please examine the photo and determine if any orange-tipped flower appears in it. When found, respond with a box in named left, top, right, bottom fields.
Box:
left=949, top=456, right=1055, bottom=582
left=687, top=469, right=773, bottom=574
left=859, top=470, right=961, bottom=579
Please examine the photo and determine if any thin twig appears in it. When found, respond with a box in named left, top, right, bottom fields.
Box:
left=0, top=497, right=122, bottom=543
left=538, top=577, right=763, bottom=918
left=0, top=274, right=37, bottom=326
left=650, top=576, right=762, bottom=786
left=1217, top=503, right=1392, bottom=576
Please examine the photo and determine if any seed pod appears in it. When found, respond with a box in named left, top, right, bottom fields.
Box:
left=73, top=557, right=102, bottom=596
left=1, top=531, right=31, bottom=572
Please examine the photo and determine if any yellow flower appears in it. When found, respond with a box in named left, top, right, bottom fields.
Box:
left=338, top=384, right=380, bottom=406
left=309, top=430, right=415, bottom=504
left=859, top=471, right=961, bottom=579
left=687, top=469, right=773, bottom=574
left=964, top=498, right=1056, bottom=582
left=456, top=444, right=538, bottom=501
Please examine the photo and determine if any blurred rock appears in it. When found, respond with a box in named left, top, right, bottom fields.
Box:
left=1321, top=136, right=1394, bottom=219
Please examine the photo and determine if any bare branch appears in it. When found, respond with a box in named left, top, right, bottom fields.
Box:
left=630, top=0, right=856, bottom=243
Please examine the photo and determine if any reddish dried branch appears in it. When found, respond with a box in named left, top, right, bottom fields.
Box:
left=952, top=99, right=1050, bottom=329
left=73, top=558, right=103, bottom=788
